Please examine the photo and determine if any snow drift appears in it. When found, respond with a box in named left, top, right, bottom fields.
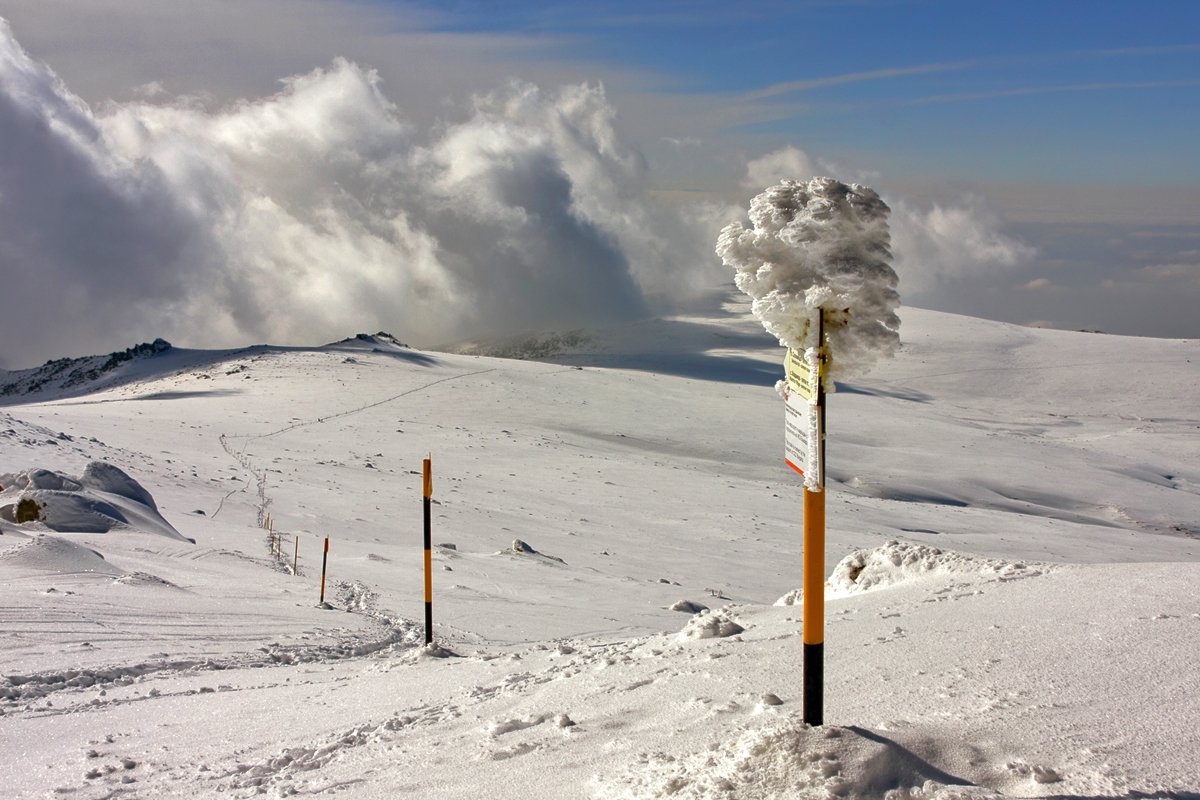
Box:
left=0, top=462, right=189, bottom=541
left=825, top=541, right=1050, bottom=597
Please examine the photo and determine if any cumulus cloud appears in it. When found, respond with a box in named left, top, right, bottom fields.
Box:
left=0, top=19, right=721, bottom=365
left=742, top=146, right=817, bottom=189
left=0, top=20, right=204, bottom=360
left=741, top=146, right=881, bottom=191
left=888, top=197, right=1035, bottom=295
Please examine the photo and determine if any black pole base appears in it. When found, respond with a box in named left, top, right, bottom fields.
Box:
left=803, top=641, right=824, bottom=726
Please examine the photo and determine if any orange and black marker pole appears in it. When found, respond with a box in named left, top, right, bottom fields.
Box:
left=803, top=310, right=828, bottom=726
left=319, top=536, right=329, bottom=604
left=423, top=455, right=433, bottom=645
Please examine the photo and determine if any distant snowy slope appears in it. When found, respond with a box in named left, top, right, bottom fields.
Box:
left=0, top=339, right=176, bottom=402
left=831, top=308, right=1200, bottom=543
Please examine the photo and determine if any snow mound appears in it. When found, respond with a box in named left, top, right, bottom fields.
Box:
left=677, top=610, right=744, bottom=641
left=0, top=533, right=123, bottom=576
left=599, top=717, right=998, bottom=799
left=0, top=463, right=189, bottom=541
left=79, top=461, right=160, bottom=510
left=826, top=541, right=1048, bottom=597
left=775, top=588, right=804, bottom=606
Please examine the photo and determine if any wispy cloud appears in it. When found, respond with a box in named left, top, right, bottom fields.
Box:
left=745, top=61, right=976, bottom=100
left=740, top=42, right=1200, bottom=103
left=1086, top=43, right=1200, bottom=58
left=906, top=79, right=1200, bottom=107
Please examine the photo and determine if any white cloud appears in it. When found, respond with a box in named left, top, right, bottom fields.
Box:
left=888, top=197, right=1035, bottom=296
left=1133, top=262, right=1200, bottom=285
left=742, top=146, right=816, bottom=189
left=662, top=136, right=702, bottom=148
left=0, top=20, right=725, bottom=364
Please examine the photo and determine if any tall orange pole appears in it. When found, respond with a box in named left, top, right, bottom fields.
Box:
left=423, top=455, right=433, bottom=645
left=319, top=536, right=329, bottom=604
left=803, top=310, right=827, bottom=726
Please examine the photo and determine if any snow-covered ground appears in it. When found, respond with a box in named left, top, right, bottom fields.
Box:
left=1, top=295, right=1197, bottom=799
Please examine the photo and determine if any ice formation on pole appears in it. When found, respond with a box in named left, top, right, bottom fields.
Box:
left=716, top=177, right=900, bottom=380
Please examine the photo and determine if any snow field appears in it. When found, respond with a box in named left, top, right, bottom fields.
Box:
left=1, top=297, right=1198, bottom=797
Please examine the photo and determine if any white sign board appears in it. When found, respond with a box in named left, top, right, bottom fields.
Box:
left=784, top=384, right=822, bottom=485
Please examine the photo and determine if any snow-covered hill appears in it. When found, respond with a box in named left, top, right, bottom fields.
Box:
left=0, top=339, right=177, bottom=402
left=0, top=296, right=1197, bottom=798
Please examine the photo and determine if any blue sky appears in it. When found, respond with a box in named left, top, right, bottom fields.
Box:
left=397, top=0, right=1200, bottom=186
left=1, top=0, right=1198, bottom=348
left=6, top=0, right=1196, bottom=191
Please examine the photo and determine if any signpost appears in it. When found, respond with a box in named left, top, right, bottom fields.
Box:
left=787, top=311, right=828, bottom=726
left=717, top=177, right=899, bottom=728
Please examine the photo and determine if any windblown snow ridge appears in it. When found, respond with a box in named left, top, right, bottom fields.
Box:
left=598, top=715, right=996, bottom=800
left=776, top=541, right=1052, bottom=605
left=828, top=541, right=1050, bottom=597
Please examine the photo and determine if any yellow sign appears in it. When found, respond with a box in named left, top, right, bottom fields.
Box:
left=785, top=348, right=816, bottom=400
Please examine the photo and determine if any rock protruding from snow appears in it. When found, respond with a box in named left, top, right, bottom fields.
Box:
left=0, top=339, right=172, bottom=399
left=332, top=332, right=411, bottom=350
left=501, top=538, right=565, bottom=564
left=669, top=600, right=709, bottom=614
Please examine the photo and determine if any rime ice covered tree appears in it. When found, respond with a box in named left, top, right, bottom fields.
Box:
left=716, top=177, right=900, bottom=380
